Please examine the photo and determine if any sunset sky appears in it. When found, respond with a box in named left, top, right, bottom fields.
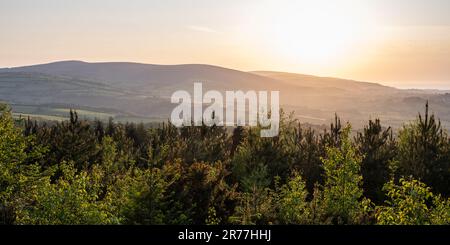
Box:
left=1, top=0, right=449, bottom=89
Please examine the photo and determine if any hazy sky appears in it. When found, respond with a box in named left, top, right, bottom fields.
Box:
left=1, top=0, right=449, bottom=89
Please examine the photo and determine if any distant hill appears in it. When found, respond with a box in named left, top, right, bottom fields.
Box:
left=0, top=61, right=283, bottom=95
left=251, top=71, right=396, bottom=93
left=1, top=61, right=449, bottom=129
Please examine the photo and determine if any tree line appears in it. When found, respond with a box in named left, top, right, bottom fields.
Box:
left=0, top=102, right=449, bottom=225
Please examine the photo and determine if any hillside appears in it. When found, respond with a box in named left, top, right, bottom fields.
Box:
left=1, top=61, right=449, bottom=129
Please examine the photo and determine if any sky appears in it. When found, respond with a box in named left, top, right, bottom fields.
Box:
left=1, top=0, right=449, bottom=89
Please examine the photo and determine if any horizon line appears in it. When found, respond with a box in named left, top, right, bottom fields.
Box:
left=1, top=59, right=449, bottom=92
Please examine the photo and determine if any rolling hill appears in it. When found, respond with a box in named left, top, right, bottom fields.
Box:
left=1, top=61, right=449, bottom=129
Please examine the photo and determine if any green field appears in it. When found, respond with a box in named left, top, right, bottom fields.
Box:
left=11, top=104, right=165, bottom=123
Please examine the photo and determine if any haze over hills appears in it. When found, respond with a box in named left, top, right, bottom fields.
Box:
left=0, top=61, right=449, bottom=129
left=0, top=61, right=283, bottom=94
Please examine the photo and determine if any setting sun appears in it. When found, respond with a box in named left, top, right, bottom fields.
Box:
left=249, top=0, right=377, bottom=66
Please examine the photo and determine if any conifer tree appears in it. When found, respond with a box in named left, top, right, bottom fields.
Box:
left=396, top=102, right=450, bottom=196
left=356, top=119, right=396, bottom=203
left=316, top=125, right=372, bottom=224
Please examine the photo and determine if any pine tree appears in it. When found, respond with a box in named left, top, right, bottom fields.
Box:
left=276, top=173, right=311, bottom=224
left=356, top=119, right=396, bottom=204
left=396, top=102, right=450, bottom=196
left=316, top=125, right=372, bottom=224
left=291, top=124, right=323, bottom=195
left=37, top=110, right=100, bottom=170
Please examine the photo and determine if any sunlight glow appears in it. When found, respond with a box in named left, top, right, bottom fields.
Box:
left=248, top=0, right=378, bottom=66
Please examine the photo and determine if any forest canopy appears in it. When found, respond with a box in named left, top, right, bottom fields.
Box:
left=0, top=103, right=449, bottom=225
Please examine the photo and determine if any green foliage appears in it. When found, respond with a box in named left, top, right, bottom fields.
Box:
left=1, top=102, right=449, bottom=225
left=206, top=207, right=221, bottom=225
left=290, top=125, right=324, bottom=195
left=396, top=102, right=450, bottom=196
left=376, top=177, right=450, bottom=225
left=36, top=110, right=100, bottom=170
left=275, top=173, right=311, bottom=224
left=315, top=125, right=372, bottom=224
left=229, top=185, right=275, bottom=225
left=356, top=119, right=396, bottom=204
left=119, top=162, right=190, bottom=225
left=230, top=173, right=311, bottom=225
left=15, top=162, right=120, bottom=224
left=231, top=112, right=297, bottom=191
left=0, top=105, right=45, bottom=224
left=182, top=161, right=237, bottom=224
